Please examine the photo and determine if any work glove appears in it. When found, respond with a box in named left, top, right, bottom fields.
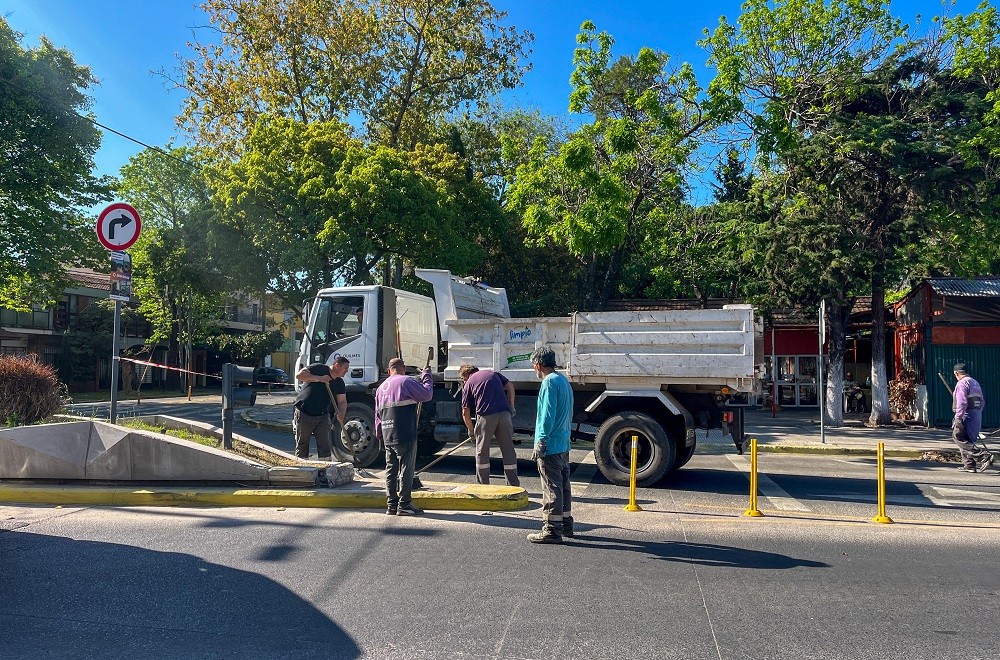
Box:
left=531, top=443, right=546, bottom=461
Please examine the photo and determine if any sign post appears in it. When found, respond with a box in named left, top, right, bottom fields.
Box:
left=96, top=203, right=142, bottom=422
left=819, top=300, right=826, bottom=444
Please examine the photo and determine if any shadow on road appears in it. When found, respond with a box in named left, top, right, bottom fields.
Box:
left=1, top=531, right=361, bottom=659
left=567, top=536, right=829, bottom=569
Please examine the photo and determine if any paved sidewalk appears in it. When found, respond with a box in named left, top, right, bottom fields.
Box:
left=741, top=408, right=961, bottom=457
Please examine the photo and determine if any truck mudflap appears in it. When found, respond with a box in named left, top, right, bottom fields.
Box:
left=722, top=407, right=745, bottom=454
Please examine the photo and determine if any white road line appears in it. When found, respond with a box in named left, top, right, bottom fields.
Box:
left=569, top=451, right=598, bottom=496
left=726, top=455, right=811, bottom=512
left=929, top=486, right=1000, bottom=506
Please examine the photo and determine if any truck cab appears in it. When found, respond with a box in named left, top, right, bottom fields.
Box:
left=296, top=286, right=438, bottom=387
left=295, top=286, right=439, bottom=466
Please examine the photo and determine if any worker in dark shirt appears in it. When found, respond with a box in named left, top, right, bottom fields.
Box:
left=459, top=364, right=519, bottom=486
left=294, top=355, right=349, bottom=460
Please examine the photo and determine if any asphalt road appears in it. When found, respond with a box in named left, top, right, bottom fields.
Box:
left=8, top=399, right=1000, bottom=658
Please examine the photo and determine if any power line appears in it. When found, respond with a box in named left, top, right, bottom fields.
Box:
left=0, top=75, right=200, bottom=172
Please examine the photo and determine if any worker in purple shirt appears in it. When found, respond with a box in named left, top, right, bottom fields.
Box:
left=459, top=364, right=519, bottom=486
left=375, top=357, right=433, bottom=515
left=952, top=363, right=992, bottom=473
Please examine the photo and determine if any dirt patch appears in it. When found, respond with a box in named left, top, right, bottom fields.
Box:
left=921, top=449, right=961, bottom=463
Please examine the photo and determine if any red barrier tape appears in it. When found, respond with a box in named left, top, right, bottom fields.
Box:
left=118, top=356, right=223, bottom=380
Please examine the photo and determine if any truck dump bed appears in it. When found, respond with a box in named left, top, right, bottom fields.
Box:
left=441, top=309, right=760, bottom=391
left=415, top=269, right=760, bottom=391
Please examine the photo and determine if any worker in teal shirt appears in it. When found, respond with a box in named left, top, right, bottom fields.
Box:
left=527, top=346, right=574, bottom=544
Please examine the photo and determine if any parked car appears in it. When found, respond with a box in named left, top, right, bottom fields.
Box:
left=253, top=367, right=289, bottom=389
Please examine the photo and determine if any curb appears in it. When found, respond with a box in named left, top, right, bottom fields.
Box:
left=241, top=410, right=292, bottom=433
left=0, top=482, right=529, bottom=511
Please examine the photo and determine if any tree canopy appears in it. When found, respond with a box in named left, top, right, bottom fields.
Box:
left=0, top=19, right=110, bottom=309
left=212, top=117, right=506, bottom=310
left=177, top=0, right=533, bottom=152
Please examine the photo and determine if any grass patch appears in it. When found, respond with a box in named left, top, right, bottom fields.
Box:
left=118, top=418, right=220, bottom=448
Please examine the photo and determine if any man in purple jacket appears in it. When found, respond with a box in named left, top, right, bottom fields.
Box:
left=952, top=363, right=992, bottom=473
left=460, top=364, right=519, bottom=486
left=375, top=357, right=433, bottom=515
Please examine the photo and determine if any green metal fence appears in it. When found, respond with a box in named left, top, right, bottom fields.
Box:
left=927, top=345, right=1000, bottom=428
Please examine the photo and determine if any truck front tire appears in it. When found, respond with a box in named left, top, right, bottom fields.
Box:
left=333, top=403, right=382, bottom=467
left=594, top=412, right=676, bottom=486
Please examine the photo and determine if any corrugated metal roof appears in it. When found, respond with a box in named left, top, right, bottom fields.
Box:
left=66, top=268, right=110, bottom=292
left=926, top=278, right=1000, bottom=297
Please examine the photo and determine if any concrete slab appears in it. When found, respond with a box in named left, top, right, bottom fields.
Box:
left=127, top=430, right=270, bottom=482
left=0, top=421, right=93, bottom=479
left=86, top=423, right=132, bottom=479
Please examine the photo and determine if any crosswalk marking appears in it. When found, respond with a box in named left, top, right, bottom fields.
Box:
left=929, top=486, right=1000, bottom=506
left=569, top=451, right=598, bottom=496
left=726, top=455, right=812, bottom=511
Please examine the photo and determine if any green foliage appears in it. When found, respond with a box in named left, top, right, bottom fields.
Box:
left=0, top=19, right=111, bottom=309
left=180, top=0, right=532, bottom=152
left=117, top=146, right=239, bottom=355
left=508, top=22, right=737, bottom=309
left=213, top=117, right=505, bottom=308
left=0, top=356, right=66, bottom=426
left=208, top=330, right=284, bottom=367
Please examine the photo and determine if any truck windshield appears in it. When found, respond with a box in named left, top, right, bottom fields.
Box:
left=309, top=295, right=365, bottom=361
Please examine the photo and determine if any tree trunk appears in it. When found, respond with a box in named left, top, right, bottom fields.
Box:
left=824, top=302, right=851, bottom=427
left=867, top=271, right=891, bottom=426
left=595, top=248, right=625, bottom=311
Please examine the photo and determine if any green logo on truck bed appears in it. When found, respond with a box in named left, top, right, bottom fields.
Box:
left=507, top=353, right=532, bottom=365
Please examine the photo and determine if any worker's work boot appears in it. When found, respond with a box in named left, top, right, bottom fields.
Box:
left=563, top=516, right=574, bottom=539
left=527, top=523, right=563, bottom=544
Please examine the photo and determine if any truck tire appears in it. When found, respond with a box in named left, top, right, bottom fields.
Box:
left=594, top=412, right=675, bottom=487
left=333, top=402, right=382, bottom=467
left=672, top=438, right=696, bottom=471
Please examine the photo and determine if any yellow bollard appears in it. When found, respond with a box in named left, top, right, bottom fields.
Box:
left=872, top=441, right=894, bottom=524
left=624, top=434, right=643, bottom=512
left=743, top=437, right=763, bottom=517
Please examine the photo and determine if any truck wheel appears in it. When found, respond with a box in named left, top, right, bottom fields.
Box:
left=333, top=403, right=382, bottom=467
left=673, top=438, right=696, bottom=471
left=594, top=412, right=675, bottom=486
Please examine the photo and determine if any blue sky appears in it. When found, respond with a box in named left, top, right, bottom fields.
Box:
left=3, top=0, right=983, bottom=191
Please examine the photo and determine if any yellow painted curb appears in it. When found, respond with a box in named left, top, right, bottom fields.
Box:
left=0, top=482, right=529, bottom=511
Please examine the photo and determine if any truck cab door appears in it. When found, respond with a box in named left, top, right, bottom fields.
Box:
left=303, top=294, right=369, bottom=385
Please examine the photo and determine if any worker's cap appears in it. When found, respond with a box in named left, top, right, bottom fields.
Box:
left=954, top=363, right=967, bottom=374
left=530, top=347, right=557, bottom=368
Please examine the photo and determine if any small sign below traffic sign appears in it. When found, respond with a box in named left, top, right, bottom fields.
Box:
left=109, top=251, right=132, bottom=302
left=96, top=202, right=142, bottom=251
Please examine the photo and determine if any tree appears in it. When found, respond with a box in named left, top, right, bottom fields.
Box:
left=507, top=22, right=736, bottom=310
left=117, top=146, right=244, bottom=389
left=0, top=19, right=110, bottom=309
left=176, top=0, right=532, bottom=152
left=212, top=117, right=505, bottom=309
left=208, top=330, right=284, bottom=367
left=702, top=0, right=1000, bottom=426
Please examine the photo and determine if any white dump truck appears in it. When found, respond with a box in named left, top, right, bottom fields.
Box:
left=296, top=269, right=761, bottom=486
